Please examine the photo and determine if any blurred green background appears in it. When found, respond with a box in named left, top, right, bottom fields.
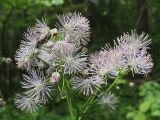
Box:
left=0, top=0, right=160, bottom=120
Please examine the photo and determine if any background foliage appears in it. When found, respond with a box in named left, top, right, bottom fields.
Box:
left=0, top=0, right=160, bottom=120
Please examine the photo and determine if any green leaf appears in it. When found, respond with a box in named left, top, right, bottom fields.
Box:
left=34, top=0, right=64, bottom=6
left=151, top=110, right=160, bottom=117
left=51, top=0, right=64, bottom=5
left=126, top=112, right=135, bottom=119
left=134, top=112, right=146, bottom=120
left=139, top=101, right=152, bottom=113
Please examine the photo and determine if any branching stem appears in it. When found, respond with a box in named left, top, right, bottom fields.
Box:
left=78, top=74, right=123, bottom=120
left=64, top=75, right=75, bottom=120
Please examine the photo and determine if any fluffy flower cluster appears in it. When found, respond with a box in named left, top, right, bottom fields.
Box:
left=15, top=12, right=153, bottom=113
left=15, top=12, right=90, bottom=113
left=71, top=31, right=153, bottom=96
left=15, top=69, right=52, bottom=113
left=15, top=28, right=38, bottom=70
left=56, top=12, right=90, bottom=45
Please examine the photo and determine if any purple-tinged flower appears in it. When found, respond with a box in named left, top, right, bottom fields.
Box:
left=15, top=28, right=37, bottom=70
left=71, top=75, right=103, bottom=96
left=21, top=28, right=38, bottom=47
left=15, top=93, right=40, bottom=113
left=35, top=19, right=49, bottom=42
left=56, top=12, right=90, bottom=45
left=115, top=31, right=151, bottom=54
left=21, top=69, right=52, bottom=103
left=51, top=43, right=87, bottom=75
left=15, top=46, right=34, bottom=70
left=64, top=48, right=87, bottom=74
left=126, top=49, right=153, bottom=75
left=98, top=92, right=119, bottom=111
left=88, top=48, right=126, bottom=79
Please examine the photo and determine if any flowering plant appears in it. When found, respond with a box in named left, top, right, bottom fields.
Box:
left=14, top=12, right=153, bottom=120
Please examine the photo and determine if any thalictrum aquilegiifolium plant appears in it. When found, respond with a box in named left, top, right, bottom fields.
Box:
left=14, top=12, right=153, bottom=120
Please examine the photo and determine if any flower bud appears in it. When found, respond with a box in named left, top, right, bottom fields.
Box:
left=2, top=57, right=12, bottom=64
left=2, top=57, right=6, bottom=62
left=18, top=61, right=30, bottom=70
left=50, top=72, right=60, bottom=84
left=34, top=48, right=40, bottom=55
left=116, top=86, right=120, bottom=90
left=129, top=82, right=135, bottom=87
left=24, top=56, right=30, bottom=62
left=17, top=56, right=31, bottom=70
left=5, top=58, right=12, bottom=64
left=50, top=28, right=58, bottom=36
left=46, top=41, right=54, bottom=48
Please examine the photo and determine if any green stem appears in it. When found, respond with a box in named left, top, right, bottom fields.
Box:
left=82, top=90, right=98, bottom=114
left=104, top=77, right=119, bottom=95
left=64, top=78, right=75, bottom=120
